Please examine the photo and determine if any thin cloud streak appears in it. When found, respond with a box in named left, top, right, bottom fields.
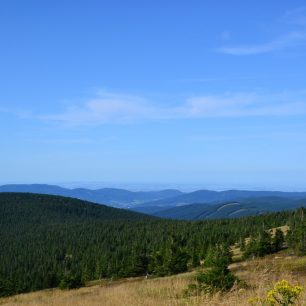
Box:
left=217, top=32, right=306, bottom=55
left=38, top=90, right=306, bottom=126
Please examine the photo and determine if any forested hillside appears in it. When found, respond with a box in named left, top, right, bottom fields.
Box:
left=147, top=197, right=306, bottom=220
left=137, top=189, right=306, bottom=209
left=0, top=193, right=301, bottom=297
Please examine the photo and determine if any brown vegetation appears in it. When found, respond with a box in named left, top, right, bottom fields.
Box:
left=2, top=251, right=306, bottom=306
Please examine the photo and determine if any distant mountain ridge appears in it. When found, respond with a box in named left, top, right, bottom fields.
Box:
left=1, top=184, right=306, bottom=217
left=139, top=189, right=306, bottom=208
left=148, top=197, right=306, bottom=220
left=0, top=184, right=182, bottom=208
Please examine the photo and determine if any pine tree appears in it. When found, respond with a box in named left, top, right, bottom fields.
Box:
left=257, top=230, right=272, bottom=257
left=167, top=236, right=190, bottom=275
left=286, top=208, right=306, bottom=255
left=0, top=278, right=14, bottom=297
left=130, top=253, right=150, bottom=276
left=59, top=272, right=83, bottom=290
left=192, top=244, right=237, bottom=293
left=191, top=250, right=200, bottom=268
left=239, top=237, right=246, bottom=252
left=243, top=236, right=258, bottom=259
left=149, top=251, right=167, bottom=276
left=272, top=229, right=285, bottom=252
left=81, top=265, right=91, bottom=284
left=205, top=244, right=232, bottom=268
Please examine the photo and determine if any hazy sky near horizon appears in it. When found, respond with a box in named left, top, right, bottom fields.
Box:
left=1, top=0, right=306, bottom=190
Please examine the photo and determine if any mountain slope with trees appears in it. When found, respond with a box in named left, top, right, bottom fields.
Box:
left=143, top=197, right=306, bottom=220
left=139, top=190, right=306, bottom=209
left=1, top=193, right=306, bottom=298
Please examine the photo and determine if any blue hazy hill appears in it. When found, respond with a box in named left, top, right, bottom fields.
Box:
left=0, top=184, right=182, bottom=208
left=146, top=197, right=306, bottom=220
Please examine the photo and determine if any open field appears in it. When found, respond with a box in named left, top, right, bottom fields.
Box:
left=2, top=251, right=306, bottom=306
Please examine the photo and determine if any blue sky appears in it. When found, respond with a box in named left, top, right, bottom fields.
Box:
left=1, top=0, right=306, bottom=190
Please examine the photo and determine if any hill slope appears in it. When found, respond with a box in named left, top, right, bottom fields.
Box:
left=139, top=189, right=306, bottom=209
left=0, top=192, right=153, bottom=226
left=0, top=184, right=182, bottom=208
left=149, top=197, right=306, bottom=220
left=0, top=192, right=293, bottom=296
left=2, top=252, right=306, bottom=306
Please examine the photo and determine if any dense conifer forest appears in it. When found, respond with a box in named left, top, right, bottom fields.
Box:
left=0, top=193, right=303, bottom=297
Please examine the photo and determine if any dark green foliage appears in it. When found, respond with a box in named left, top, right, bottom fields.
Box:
left=204, top=244, right=232, bottom=268
left=166, top=236, right=190, bottom=274
left=287, top=208, right=306, bottom=255
left=129, top=252, right=150, bottom=277
left=59, top=273, right=83, bottom=290
left=243, top=236, right=258, bottom=259
left=0, top=193, right=294, bottom=296
left=243, top=230, right=273, bottom=258
left=257, top=230, right=273, bottom=257
left=191, top=251, right=201, bottom=268
left=0, top=279, right=15, bottom=297
left=238, top=237, right=246, bottom=252
left=272, top=229, right=285, bottom=252
left=188, top=245, right=237, bottom=294
left=148, top=251, right=167, bottom=276
left=195, top=266, right=237, bottom=293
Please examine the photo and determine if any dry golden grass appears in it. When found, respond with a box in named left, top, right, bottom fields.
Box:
left=269, top=225, right=290, bottom=236
left=2, top=252, right=306, bottom=306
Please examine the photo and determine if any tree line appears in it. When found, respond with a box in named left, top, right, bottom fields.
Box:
left=0, top=193, right=304, bottom=297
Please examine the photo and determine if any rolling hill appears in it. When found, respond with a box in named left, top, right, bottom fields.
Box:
left=0, top=192, right=153, bottom=225
left=149, top=197, right=306, bottom=220
left=0, top=184, right=182, bottom=208
left=0, top=192, right=292, bottom=297
left=138, top=189, right=306, bottom=209
left=2, top=184, right=306, bottom=214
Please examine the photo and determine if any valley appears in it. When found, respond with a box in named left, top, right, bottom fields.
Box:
left=1, top=184, right=306, bottom=220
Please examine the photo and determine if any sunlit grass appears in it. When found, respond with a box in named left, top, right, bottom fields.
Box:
left=3, top=252, right=306, bottom=306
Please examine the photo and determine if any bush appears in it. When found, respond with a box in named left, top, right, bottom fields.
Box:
left=196, top=266, right=237, bottom=294
left=0, top=279, right=15, bottom=297
left=59, top=273, right=84, bottom=290
left=248, top=280, right=303, bottom=306
left=185, top=244, right=238, bottom=295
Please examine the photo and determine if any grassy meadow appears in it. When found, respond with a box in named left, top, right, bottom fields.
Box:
left=2, top=250, right=306, bottom=306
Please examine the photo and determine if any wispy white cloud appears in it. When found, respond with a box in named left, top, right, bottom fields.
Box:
left=217, top=32, right=306, bottom=55
left=40, top=91, right=159, bottom=126
left=218, top=6, right=306, bottom=55
left=39, top=90, right=306, bottom=126
left=178, top=92, right=306, bottom=117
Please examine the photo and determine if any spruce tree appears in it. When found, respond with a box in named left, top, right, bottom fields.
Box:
left=191, top=244, right=237, bottom=294
left=167, top=236, right=190, bottom=275
left=272, top=229, right=285, bottom=252
left=257, top=230, right=272, bottom=257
